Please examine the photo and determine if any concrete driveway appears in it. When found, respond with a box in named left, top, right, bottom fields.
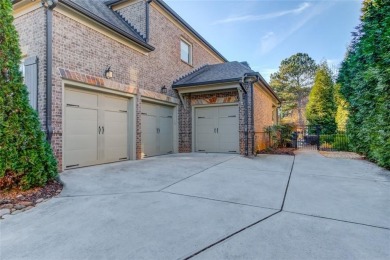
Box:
left=1, top=151, right=389, bottom=259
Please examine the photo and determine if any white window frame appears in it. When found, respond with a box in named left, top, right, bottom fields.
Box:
left=180, top=38, right=192, bottom=65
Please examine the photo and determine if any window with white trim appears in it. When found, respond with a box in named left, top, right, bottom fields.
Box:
left=180, top=39, right=192, bottom=65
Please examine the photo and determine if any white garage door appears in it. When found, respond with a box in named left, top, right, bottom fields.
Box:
left=64, top=88, right=129, bottom=168
left=141, top=102, right=174, bottom=157
left=195, top=105, right=239, bottom=153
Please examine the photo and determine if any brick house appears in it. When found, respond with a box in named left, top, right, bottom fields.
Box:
left=12, top=0, right=280, bottom=171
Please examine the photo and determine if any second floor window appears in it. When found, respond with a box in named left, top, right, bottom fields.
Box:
left=180, top=40, right=192, bottom=65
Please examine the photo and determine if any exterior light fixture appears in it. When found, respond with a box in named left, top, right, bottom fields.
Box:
left=104, top=66, right=113, bottom=79
left=41, top=0, right=58, bottom=9
left=161, top=85, right=167, bottom=94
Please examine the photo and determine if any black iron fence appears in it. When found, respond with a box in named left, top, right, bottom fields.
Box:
left=292, top=125, right=350, bottom=151
left=261, top=124, right=350, bottom=152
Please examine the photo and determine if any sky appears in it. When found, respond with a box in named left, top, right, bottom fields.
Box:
left=165, top=0, right=362, bottom=82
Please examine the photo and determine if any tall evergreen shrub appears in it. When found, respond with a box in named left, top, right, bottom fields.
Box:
left=338, top=0, right=390, bottom=168
left=0, top=0, right=57, bottom=190
left=306, top=63, right=337, bottom=134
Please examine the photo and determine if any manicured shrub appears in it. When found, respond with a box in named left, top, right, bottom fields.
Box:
left=0, top=0, right=57, bottom=190
left=264, top=123, right=295, bottom=148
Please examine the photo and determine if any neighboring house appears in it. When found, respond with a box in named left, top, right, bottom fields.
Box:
left=13, top=0, right=280, bottom=171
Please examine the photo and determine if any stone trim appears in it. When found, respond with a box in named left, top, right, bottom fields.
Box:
left=58, top=68, right=179, bottom=104
left=191, top=91, right=239, bottom=105
left=139, top=88, right=180, bottom=104
left=58, top=68, right=137, bottom=94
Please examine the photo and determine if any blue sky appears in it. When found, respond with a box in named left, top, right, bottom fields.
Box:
left=165, top=0, right=362, bottom=81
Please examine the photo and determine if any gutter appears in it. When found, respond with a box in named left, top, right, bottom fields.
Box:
left=173, top=78, right=241, bottom=89
left=59, top=0, right=155, bottom=52
left=44, top=2, right=55, bottom=142
left=246, top=72, right=280, bottom=104
left=238, top=80, right=249, bottom=156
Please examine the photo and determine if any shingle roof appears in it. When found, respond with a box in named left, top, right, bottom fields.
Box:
left=173, top=61, right=254, bottom=88
left=173, top=61, right=281, bottom=102
left=60, top=0, right=153, bottom=50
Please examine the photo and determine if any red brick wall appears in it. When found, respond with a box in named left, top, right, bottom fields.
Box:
left=14, top=7, right=47, bottom=128
left=253, top=84, right=278, bottom=151
left=116, top=1, right=147, bottom=39
left=48, top=5, right=222, bottom=168
left=179, top=90, right=249, bottom=155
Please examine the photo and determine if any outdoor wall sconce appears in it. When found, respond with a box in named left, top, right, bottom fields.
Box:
left=104, top=66, right=113, bottom=79
left=161, top=85, right=167, bottom=94
left=41, top=0, right=58, bottom=9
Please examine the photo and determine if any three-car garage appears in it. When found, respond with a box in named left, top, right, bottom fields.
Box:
left=63, top=86, right=240, bottom=170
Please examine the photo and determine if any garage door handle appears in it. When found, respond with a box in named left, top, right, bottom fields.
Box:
left=217, top=128, right=219, bottom=134
left=102, top=126, right=104, bottom=134
left=98, top=126, right=101, bottom=134
left=66, top=104, right=79, bottom=107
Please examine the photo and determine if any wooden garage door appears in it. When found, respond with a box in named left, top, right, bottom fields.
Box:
left=141, top=102, right=174, bottom=157
left=64, top=88, right=129, bottom=168
left=195, top=105, right=239, bottom=153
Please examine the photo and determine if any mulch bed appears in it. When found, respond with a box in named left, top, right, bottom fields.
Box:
left=0, top=180, right=63, bottom=218
left=257, top=148, right=296, bottom=156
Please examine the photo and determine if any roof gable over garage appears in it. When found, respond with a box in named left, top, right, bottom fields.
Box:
left=172, top=61, right=280, bottom=103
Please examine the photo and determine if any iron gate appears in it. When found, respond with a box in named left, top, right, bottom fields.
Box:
left=292, top=125, right=320, bottom=150
left=292, top=125, right=350, bottom=151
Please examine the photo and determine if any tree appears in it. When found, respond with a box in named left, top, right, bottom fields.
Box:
left=0, top=0, right=57, bottom=190
left=270, top=53, right=317, bottom=125
left=306, top=63, right=337, bottom=134
left=338, top=0, right=390, bottom=168
left=334, top=83, right=349, bottom=131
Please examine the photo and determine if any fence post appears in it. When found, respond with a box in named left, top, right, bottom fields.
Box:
left=292, top=132, right=297, bottom=149
left=316, top=125, right=321, bottom=150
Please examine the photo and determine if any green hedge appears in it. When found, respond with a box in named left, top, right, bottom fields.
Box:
left=338, top=0, right=390, bottom=168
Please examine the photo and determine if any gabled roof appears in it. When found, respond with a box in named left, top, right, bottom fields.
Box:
left=173, top=61, right=281, bottom=103
left=106, top=0, right=228, bottom=62
left=173, top=61, right=254, bottom=87
left=59, top=0, right=154, bottom=51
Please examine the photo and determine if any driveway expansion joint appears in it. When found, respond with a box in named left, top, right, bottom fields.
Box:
left=160, top=191, right=279, bottom=211
left=294, top=172, right=390, bottom=183
left=158, top=156, right=238, bottom=192
left=184, top=155, right=297, bottom=259
left=183, top=211, right=282, bottom=259
left=281, top=155, right=296, bottom=210
left=284, top=211, right=390, bottom=230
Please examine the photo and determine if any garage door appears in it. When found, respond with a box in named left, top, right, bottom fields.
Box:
left=64, top=88, right=129, bottom=168
left=195, top=105, right=239, bottom=153
left=141, top=102, right=174, bottom=157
